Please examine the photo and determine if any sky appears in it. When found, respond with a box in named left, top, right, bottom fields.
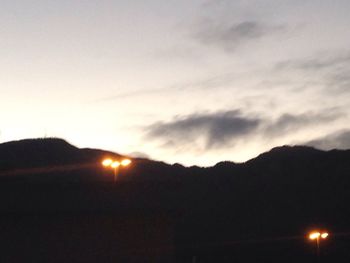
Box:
left=1, top=0, right=350, bottom=166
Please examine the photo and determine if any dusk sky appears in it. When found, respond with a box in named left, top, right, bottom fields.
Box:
left=1, top=0, right=350, bottom=166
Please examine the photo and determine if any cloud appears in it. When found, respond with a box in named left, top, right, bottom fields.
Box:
left=326, top=69, right=350, bottom=93
left=275, top=52, right=350, bottom=93
left=94, top=52, right=350, bottom=104
left=145, top=110, right=261, bottom=150
left=306, top=130, right=350, bottom=150
left=264, top=110, right=343, bottom=137
left=144, top=108, right=345, bottom=155
left=276, top=53, right=350, bottom=71
left=194, top=19, right=284, bottom=52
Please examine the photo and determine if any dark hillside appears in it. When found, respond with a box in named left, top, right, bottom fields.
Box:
left=0, top=139, right=350, bottom=262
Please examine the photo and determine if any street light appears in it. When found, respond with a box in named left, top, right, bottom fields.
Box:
left=309, top=230, right=329, bottom=262
left=102, top=159, right=113, bottom=167
left=102, top=158, right=132, bottom=183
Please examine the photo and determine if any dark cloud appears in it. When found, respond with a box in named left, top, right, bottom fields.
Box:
left=306, top=130, right=350, bottom=150
left=146, top=110, right=261, bottom=150
left=265, top=111, right=343, bottom=137
left=194, top=20, right=284, bottom=52
left=145, top=109, right=344, bottom=153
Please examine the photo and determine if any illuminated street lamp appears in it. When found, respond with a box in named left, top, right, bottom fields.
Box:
left=102, top=159, right=113, bottom=167
left=309, top=231, right=329, bottom=262
left=102, top=158, right=132, bottom=183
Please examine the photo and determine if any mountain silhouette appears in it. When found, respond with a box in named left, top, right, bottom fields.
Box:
left=0, top=138, right=350, bottom=262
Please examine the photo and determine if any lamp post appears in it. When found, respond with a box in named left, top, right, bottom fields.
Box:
left=309, top=231, right=329, bottom=263
left=102, top=158, right=131, bottom=183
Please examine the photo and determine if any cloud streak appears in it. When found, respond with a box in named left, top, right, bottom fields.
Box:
left=264, top=110, right=343, bottom=137
left=276, top=53, right=350, bottom=71
left=193, top=19, right=284, bottom=52
left=275, top=51, right=350, bottom=94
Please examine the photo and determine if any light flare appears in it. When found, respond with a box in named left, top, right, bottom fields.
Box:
left=309, top=232, right=321, bottom=240
left=102, top=159, right=113, bottom=167
left=121, top=159, right=131, bottom=166
left=321, top=232, right=329, bottom=239
left=309, top=231, right=329, bottom=240
left=111, top=161, right=120, bottom=168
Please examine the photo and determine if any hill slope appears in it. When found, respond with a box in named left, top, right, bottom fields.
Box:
left=0, top=138, right=350, bottom=262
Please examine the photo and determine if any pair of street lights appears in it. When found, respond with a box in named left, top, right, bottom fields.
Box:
left=102, top=158, right=131, bottom=183
left=309, top=231, right=329, bottom=262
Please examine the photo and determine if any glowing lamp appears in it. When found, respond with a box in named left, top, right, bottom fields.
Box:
left=309, top=232, right=321, bottom=240
left=121, top=159, right=131, bottom=166
left=101, top=158, right=132, bottom=183
left=102, top=159, right=113, bottom=167
left=321, top=232, right=329, bottom=239
left=111, top=161, right=120, bottom=168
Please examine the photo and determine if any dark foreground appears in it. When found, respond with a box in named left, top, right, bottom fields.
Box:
left=1, top=181, right=350, bottom=263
